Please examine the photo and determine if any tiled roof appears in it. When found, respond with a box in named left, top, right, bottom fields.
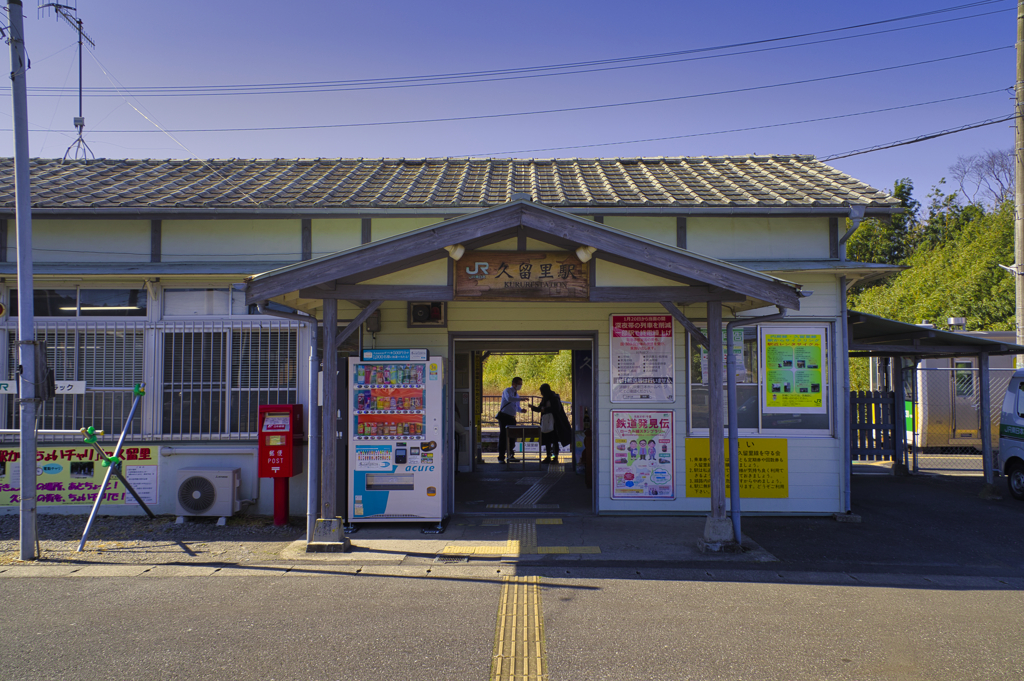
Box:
left=0, top=156, right=898, bottom=211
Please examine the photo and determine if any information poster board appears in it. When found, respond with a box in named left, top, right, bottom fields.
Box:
left=761, top=327, right=827, bottom=413
left=0, top=445, right=159, bottom=507
left=684, top=438, right=788, bottom=498
left=610, top=314, right=674, bottom=402
left=611, top=410, right=675, bottom=499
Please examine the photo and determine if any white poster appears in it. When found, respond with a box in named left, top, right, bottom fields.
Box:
left=123, top=464, right=158, bottom=505
left=610, top=315, right=675, bottom=402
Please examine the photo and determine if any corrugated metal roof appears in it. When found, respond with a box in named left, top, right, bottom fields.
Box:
left=0, top=156, right=897, bottom=211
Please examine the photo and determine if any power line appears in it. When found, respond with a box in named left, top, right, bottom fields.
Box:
left=821, top=115, right=1016, bottom=161
left=472, top=89, right=1009, bottom=157
left=8, top=1, right=1011, bottom=97
left=19, top=46, right=1000, bottom=135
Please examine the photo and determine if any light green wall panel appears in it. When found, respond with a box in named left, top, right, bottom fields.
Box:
left=371, top=218, right=439, bottom=241
left=312, top=218, right=361, bottom=256
left=163, top=219, right=299, bottom=262
left=33, top=219, right=150, bottom=263
left=687, top=217, right=829, bottom=260
left=596, top=260, right=686, bottom=287
left=363, top=259, right=448, bottom=285
left=603, top=216, right=676, bottom=247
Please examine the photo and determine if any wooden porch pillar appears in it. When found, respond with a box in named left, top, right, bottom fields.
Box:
left=321, top=298, right=338, bottom=520
left=707, top=300, right=726, bottom=521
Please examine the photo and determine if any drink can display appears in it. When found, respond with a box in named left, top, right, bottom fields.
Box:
left=357, top=392, right=365, bottom=410
left=357, top=365, right=365, bottom=384
left=390, top=396, right=397, bottom=409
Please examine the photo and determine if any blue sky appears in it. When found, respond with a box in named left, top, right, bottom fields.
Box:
left=1, top=0, right=1014, bottom=202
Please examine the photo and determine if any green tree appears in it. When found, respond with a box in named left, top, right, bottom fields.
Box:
left=846, top=178, right=921, bottom=265
left=849, top=200, right=1014, bottom=331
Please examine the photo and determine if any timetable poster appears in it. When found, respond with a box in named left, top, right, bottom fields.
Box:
left=611, top=410, right=675, bottom=500
left=610, top=315, right=674, bottom=403
left=763, top=330, right=826, bottom=413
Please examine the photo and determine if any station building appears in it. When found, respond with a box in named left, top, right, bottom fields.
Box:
left=0, top=156, right=903, bottom=531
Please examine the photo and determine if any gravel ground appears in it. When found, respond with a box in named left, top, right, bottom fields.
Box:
left=0, top=513, right=305, bottom=566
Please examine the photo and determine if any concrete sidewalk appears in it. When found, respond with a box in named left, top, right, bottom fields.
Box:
left=3, top=473, right=1022, bottom=578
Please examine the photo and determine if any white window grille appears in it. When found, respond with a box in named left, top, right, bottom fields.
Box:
left=4, top=322, right=146, bottom=439
left=0, top=318, right=301, bottom=443
left=159, top=320, right=299, bottom=440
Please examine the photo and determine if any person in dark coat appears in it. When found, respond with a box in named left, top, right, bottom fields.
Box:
left=531, top=383, right=571, bottom=464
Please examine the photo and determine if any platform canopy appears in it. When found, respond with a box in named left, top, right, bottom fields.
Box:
left=847, top=311, right=1024, bottom=358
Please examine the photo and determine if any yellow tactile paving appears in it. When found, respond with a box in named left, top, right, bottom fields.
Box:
left=441, top=519, right=600, bottom=556
left=490, top=575, right=547, bottom=681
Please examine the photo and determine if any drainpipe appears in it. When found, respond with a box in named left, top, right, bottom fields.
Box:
left=837, top=205, right=866, bottom=262
left=256, top=303, right=320, bottom=542
left=727, top=308, right=786, bottom=545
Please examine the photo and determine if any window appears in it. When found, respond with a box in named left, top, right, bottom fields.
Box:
left=10, top=289, right=147, bottom=317
left=6, top=323, right=145, bottom=435
left=953, top=360, right=975, bottom=398
left=689, top=327, right=759, bottom=430
left=161, top=323, right=298, bottom=438
left=689, top=323, right=831, bottom=435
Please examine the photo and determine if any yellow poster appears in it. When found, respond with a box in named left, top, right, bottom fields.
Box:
left=685, top=438, right=788, bottom=498
left=0, top=445, right=158, bottom=507
left=763, top=332, right=825, bottom=412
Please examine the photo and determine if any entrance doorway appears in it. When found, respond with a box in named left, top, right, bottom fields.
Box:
left=450, top=334, right=596, bottom=515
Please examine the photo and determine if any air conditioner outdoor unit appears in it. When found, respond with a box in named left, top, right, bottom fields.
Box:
left=175, top=467, right=241, bottom=520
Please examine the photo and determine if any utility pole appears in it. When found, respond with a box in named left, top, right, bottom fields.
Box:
left=1016, top=0, right=1024, bottom=365
left=7, top=0, right=40, bottom=561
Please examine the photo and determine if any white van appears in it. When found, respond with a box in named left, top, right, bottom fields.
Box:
left=997, top=368, right=1024, bottom=500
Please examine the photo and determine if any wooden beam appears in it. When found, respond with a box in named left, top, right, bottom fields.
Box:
left=361, top=218, right=371, bottom=244
left=150, top=219, right=161, bottom=263
left=661, top=301, right=709, bottom=349
left=335, top=300, right=382, bottom=350
left=591, top=287, right=744, bottom=304
left=829, top=217, right=839, bottom=259
left=677, top=217, right=686, bottom=250
left=0, top=218, right=6, bottom=262
left=301, top=218, right=312, bottom=260
left=302, top=285, right=452, bottom=301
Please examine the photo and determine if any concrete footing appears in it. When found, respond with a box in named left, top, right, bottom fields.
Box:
left=697, top=515, right=741, bottom=553
left=307, top=518, right=351, bottom=553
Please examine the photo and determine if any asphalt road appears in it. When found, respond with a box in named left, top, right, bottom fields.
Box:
left=2, top=473, right=1023, bottom=681
left=1, top=567, right=1021, bottom=681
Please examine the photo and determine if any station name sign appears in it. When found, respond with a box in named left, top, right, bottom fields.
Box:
left=454, top=251, right=589, bottom=301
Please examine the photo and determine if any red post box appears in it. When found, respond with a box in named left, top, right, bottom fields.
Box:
left=257, top=404, right=304, bottom=527
left=258, top=404, right=304, bottom=478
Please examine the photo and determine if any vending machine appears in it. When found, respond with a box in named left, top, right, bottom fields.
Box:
left=347, top=350, right=446, bottom=524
